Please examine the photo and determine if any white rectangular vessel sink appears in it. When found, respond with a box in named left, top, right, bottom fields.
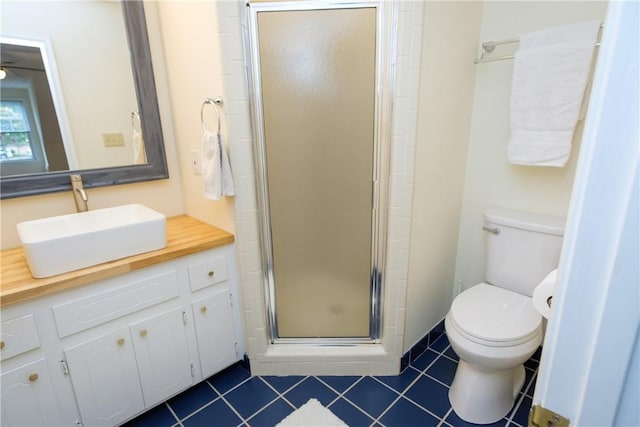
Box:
left=17, top=204, right=167, bottom=278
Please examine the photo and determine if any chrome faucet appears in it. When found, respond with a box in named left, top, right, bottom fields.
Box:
left=70, top=174, right=89, bottom=212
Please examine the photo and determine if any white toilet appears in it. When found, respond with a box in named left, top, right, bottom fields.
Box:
left=445, top=208, right=565, bottom=424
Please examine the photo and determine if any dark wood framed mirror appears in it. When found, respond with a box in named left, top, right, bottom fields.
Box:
left=0, top=1, right=168, bottom=199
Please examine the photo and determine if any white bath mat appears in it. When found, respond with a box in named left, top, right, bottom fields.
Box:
left=276, top=398, right=348, bottom=426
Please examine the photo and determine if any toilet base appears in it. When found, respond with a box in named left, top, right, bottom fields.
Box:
left=448, top=360, right=525, bottom=424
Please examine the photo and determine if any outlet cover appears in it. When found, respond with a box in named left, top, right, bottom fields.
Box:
left=103, top=133, right=125, bottom=147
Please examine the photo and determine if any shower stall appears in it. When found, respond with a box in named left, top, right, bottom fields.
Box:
left=245, top=1, right=394, bottom=344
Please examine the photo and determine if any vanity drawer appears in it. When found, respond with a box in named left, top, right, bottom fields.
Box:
left=1, top=314, right=41, bottom=361
left=53, top=271, right=179, bottom=338
left=188, top=255, right=229, bottom=292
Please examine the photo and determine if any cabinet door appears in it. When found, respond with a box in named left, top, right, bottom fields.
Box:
left=131, top=307, right=192, bottom=407
left=0, top=314, right=41, bottom=361
left=65, top=328, right=144, bottom=427
left=192, top=290, right=237, bottom=378
left=1, top=358, right=63, bottom=426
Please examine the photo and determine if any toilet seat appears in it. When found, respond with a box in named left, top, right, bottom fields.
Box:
left=449, top=283, right=541, bottom=347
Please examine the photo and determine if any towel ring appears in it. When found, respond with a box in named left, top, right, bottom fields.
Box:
left=201, top=97, right=224, bottom=133
left=131, top=111, right=142, bottom=132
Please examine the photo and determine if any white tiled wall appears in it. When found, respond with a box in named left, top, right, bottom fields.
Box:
left=216, top=0, right=424, bottom=375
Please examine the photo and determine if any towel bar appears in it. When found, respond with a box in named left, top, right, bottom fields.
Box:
left=474, top=24, right=604, bottom=64
left=482, top=226, right=501, bottom=235
left=201, top=97, right=224, bottom=133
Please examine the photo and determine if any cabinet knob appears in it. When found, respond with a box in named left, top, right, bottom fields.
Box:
left=207, top=270, right=215, bottom=278
left=117, top=338, right=125, bottom=346
left=0, top=341, right=4, bottom=350
left=28, top=372, right=39, bottom=382
left=140, top=329, right=148, bottom=338
left=200, top=306, right=207, bottom=314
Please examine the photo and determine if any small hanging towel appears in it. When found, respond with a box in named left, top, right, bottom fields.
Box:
left=133, top=128, right=147, bottom=164
left=508, top=20, right=601, bottom=167
left=132, top=112, right=146, bottom=164
left=202, top=129, right=235, bottom=200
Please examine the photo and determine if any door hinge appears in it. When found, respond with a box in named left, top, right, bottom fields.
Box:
left=234, top=342, right=240, bottom=358
left=59, top=359, right=70, bottom=376
left=229, top=293, right=233, bottom=307
left=182, top=310, right=188, bottom=326
left=529, top=404, right=570, bottom=427
left=190, top=363, right=196, bottom=378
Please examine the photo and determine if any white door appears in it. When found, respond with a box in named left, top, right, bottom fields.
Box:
left=192, top=290, right=237, bottom=378
left=1, top=358, right=63, bottom=426
left=533, top=2, right=639, bottom=426
left=131, top=307, right=193, bottom=407
left=65, top=328, right=144, bottom=426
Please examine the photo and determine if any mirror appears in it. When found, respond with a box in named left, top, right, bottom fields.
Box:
left=0, top=1, right=168, bottom=199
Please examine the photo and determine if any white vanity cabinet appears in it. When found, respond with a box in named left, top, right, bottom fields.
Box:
left=0, top=314, right=41, bottom=361
left=0, top=358, right=64, bottom=426
left=64, top=308, right=193, bottom=426
left=192, top=289, right=237, bottom=378
left=64, top=327, right=145, bottom=426
left=0, top=243, right=244, bottom=427
left=0, top=313, right=67, bottom=426
left=130, top=307, right=193, bottom=407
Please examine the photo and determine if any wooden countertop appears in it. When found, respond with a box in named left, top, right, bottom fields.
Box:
left=0, top=215, right=234, bottom=307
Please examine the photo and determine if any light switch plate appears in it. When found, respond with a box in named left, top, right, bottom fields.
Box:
left=103, top=133, right=125, bottom=147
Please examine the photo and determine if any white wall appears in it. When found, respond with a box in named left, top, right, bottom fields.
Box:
left=404, top=1, right=483, bottom=352
left=156, top=2, right=236, bottom=234
left=0, top=3, right=184, bottom=250
left=453, top=1, right=608, bottom=294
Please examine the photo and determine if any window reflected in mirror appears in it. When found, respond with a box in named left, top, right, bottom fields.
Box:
left=0, top=41, right=69, bottom=176
left=0, top=1, right=168, bottom=199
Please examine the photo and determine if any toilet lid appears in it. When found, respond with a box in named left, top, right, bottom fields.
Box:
left=450, top=283, right=541, bottom=346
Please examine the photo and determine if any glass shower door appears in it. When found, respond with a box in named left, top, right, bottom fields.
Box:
left=250, top=5, right=379, bottom=339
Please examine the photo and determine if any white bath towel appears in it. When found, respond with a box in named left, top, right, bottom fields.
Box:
left=202, top=129, right=235, bottom=200
left=508, top=20, right=601, bottom=167
left=133, top=128, right=146, bottom=164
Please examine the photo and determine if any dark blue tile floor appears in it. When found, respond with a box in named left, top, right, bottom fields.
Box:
left=123, top=333, right=540, bottom=427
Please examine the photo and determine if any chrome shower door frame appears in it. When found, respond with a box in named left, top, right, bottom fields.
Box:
left=244, top=0, right=395, bottom=345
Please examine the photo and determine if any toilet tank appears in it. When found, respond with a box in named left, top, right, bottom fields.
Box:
left=484, top=209, right=565, bottom=297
